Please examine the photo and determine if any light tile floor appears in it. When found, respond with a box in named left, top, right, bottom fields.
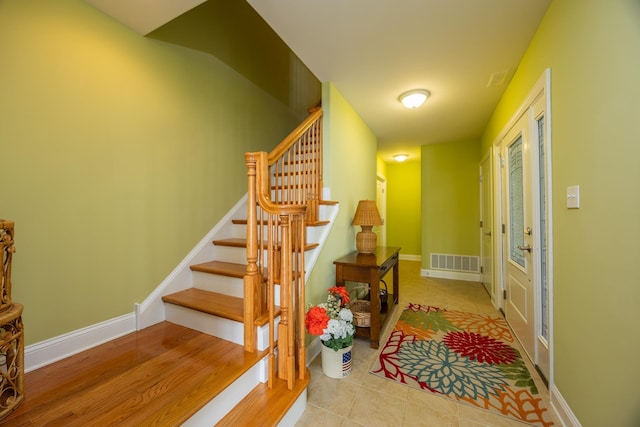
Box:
left=295, top=260, right=560, bottom=427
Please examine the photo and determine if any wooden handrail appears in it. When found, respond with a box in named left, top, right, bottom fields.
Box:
left=267, top=108, right=323, bottom=164
left=244, top=108, right=322, bottom=390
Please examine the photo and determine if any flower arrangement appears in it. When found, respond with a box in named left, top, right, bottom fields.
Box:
left=305, top=286, right=355, bottom=351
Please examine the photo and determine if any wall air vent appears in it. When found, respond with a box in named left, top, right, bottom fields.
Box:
left=430, top=253, right=480, bottom=273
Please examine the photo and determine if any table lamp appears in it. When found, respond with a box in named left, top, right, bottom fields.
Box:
left=352, top=200, right=383, bottom=253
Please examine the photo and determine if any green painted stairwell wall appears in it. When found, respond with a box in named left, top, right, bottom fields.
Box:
left=0, top=0, right=319, bottom=345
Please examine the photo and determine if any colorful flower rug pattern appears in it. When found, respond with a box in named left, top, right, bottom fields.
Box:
left=370, top=304, right=554, bottom=426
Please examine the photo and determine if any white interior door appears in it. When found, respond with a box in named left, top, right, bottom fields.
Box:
left=376, top=175, right=387, bottom=246
left=480, top=151, right=494, bottom=303
left=502, top=113, right=535, bottom=361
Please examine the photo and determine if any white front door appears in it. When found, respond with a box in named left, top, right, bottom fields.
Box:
left=531, top=93, right=551, bottom=382
left=502, top=112, right=535, bottom=361
left=496, top=70, right=552, bottom=384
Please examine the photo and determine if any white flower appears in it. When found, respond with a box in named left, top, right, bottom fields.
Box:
left=339, top=308, right=353, bottom=323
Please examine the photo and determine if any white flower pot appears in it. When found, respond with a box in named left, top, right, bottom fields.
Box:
left=321, top=344, right=353, bottom=379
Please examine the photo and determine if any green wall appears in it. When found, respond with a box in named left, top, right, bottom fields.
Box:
left=0, top=0, right=315, bottom=345
left=421, top=140, right=480, bottom=268
left=305, top=83, right=378, bottom=309
left=480, top=0, right=640, bottom=425
left=386, top=160, right=421, bottom=256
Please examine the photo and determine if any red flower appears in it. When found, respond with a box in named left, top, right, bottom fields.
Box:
left=328, top=286, right=350, bottom=305
left=443, top=331, right=519, bottom=365
left=305, top=306, right=329, bottom=336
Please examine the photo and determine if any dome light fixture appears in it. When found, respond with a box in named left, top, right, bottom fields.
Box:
left=393, top=154, right=409, bottom=162
left=398, top=89, right=430, bottom=109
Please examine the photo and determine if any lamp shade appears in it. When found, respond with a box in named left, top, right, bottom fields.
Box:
left=352, top=200, right=382, bottom=253
left=352, top=200, right=383, bottom=226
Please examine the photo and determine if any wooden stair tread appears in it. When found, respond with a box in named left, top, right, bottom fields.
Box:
left=232, top=218, right=329, bottom=227
left=213, top=237, right=319, bottom=251
left=216, top=369, right=310, bottom=427
left=190, top=260, right=247, bottom=278
left=163, top=289, right=244, bottom=322
left=3, top=322, right=266, bottom=426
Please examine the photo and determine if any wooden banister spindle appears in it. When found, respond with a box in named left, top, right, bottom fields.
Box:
left=243, top=154, right=259, bottom=353
left=244, top=108, right=321, bottom=388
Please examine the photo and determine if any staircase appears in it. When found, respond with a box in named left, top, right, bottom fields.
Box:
left=131, top=107, right=338, bottom=425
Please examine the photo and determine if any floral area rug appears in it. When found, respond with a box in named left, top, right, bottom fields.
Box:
left=370, top=304, right=554, bottom=426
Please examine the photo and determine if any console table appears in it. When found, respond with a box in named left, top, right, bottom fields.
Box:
left=334, top=247, right=400, bottom=349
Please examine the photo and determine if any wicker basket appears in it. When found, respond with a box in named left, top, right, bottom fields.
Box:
left=351, top=300, right=371, bottom=327
left=350, top=285, right=371, bottom=327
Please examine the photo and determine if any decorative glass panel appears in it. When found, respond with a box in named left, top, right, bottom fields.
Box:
left=538, top=116, right=549, bottom=340
left=508, top=137, right=525, bottom=268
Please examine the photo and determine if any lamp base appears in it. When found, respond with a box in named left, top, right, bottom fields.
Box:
left=356, top=228, right=377, bottom=253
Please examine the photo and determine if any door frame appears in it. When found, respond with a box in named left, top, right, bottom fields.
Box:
left=492, top=69, right=553, bottom=384
left=479, top=149, right=495, bottom=305
left=376, top=173, right=387, bottom=246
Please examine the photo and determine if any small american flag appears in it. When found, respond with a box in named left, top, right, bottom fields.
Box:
left=342, top=350, right=352, bottom=376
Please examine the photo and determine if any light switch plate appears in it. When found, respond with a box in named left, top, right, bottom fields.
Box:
left=567, top=185, right=580, bottom=209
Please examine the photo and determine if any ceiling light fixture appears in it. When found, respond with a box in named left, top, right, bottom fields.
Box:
left=393, top=154, right=409, bottom=162
left=398, top=89, right=430, bottom=109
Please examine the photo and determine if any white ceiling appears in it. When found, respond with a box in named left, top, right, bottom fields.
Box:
left=246, top=0, right=550, bottom=162
left=84, top=0, right=551, bottom=162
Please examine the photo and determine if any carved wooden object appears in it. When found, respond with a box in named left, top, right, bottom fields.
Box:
left=0, top=219, right=24, bottom=420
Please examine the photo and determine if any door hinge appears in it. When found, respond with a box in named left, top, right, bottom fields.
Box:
left=503, top=290, right=507, bottom=299
left=480, top=266, right=484, bottom=273
left=502, top=224, right=506, bottom=234
left=480, top=220, right=483, bottom=228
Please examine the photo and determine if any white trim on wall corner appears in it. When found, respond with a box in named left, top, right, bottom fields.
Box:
left=399, top=254, right=421, bottom=261
left=421, top=269, right=481, bottom=282
left=25, top=312, right=136, bottom=373
left=135, top=194, right=249, bottom=331
left=551, top=384, right=582, bottom=427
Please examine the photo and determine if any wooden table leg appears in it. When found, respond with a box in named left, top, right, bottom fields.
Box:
left=369, top=268, right=380, bottom=349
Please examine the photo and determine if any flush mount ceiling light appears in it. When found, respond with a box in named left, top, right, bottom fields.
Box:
left=393, top=154, right=409, bottom=162
left=398, top=89, right=430, bottom=109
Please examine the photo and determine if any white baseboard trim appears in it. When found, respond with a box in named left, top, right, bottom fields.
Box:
left=25, top=312, right=136, bottom=373
left=550, top=383, right=581, bottom=427
left=399, top=254, right=421, bottom=261
left=421, top=269, right=481, bottom=282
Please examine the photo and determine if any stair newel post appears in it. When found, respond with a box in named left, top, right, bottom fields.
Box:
left=295, top=214, right=307, bottom=380
left=277, top=214, right=295, bottom=390
left=243, top=153, right=259, bottom=353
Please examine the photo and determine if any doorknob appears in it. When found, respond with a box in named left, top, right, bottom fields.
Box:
left=517, top=244, right=532, bottom=252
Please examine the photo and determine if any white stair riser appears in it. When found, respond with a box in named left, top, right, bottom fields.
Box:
left=212, top=246, right=248, bottom=264
left=192, top=272, right=244, bottom=297
left=164, top=303, right=277, bottom=352
left=182, top=357, right=266, bottom=426
left=165, top=304, right=244, bottom=346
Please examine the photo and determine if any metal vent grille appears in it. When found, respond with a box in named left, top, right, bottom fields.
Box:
left=430, top=253, right=480, bottom=273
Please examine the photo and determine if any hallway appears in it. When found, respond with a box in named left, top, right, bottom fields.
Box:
left=295, top=260, right=558, bottom=426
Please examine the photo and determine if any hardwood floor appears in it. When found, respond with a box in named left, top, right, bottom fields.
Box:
left=2, top=322, right=265, bottom=426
